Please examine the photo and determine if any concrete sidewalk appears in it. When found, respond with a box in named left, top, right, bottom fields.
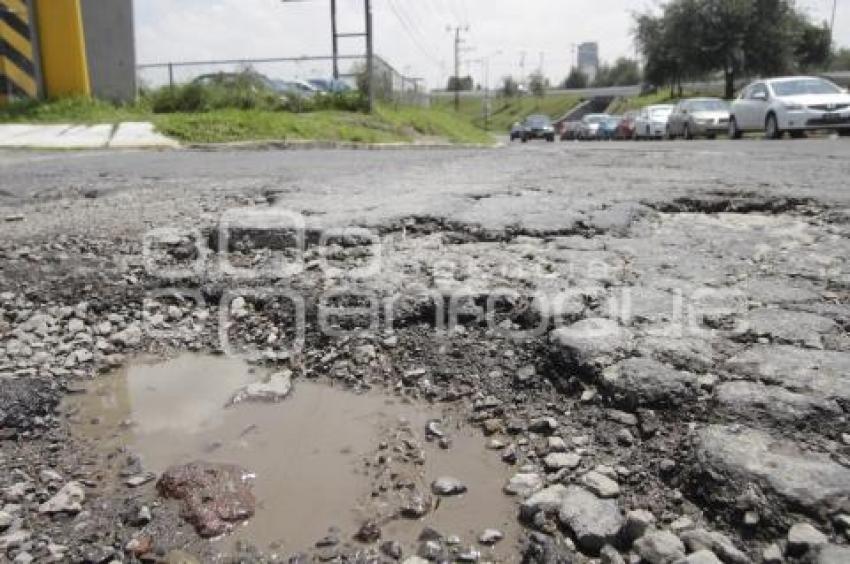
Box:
left=0, top=122, right=179, bottom=149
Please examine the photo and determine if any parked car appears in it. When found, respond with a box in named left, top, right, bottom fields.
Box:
left=614, top=111, right=638, bottom=140
left=634, top=104, right=675, bottom=139
left=510, top=122, right=524, bottom=141
left=192, top=71, right=277, bottom=93
left=273, top=79, right=320, bottom=98
left=666, top=98, right=730, bottom=139
left=307, top=78, right=352, bottom=93
left=578, top=113, right=609, bottom=140
left=519, top=115, right=555, bottom=142
left=729, top=76, right=850, bottom=139
left=560, top=121, right=582, bottom=141
left=598, top=116, right=622, bottom=140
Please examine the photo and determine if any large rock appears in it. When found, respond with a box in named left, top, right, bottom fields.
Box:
left=600, top=358, right=699, bottom=409
left=680, top=528, right=752, bottom=564
left=715, top=381, right=841, bottom=423
left=520, top=485, right=568, bottom=521
left=557, top=485, right=624, bottom=555
left=38, top=481, right=85, bottom=514
left=811, top=544, right=850, bottom=564
left=550, top=318, right=633, bottom=377
left=633, top=530, right=686, bottom=564
left=690, top=426, right=850, bottom=527
left=724, top=345, right=850, bottom=403
left=157, top=461, right=255, bottom=537
left=228, top=371, right=292, bottom=405
left=0, top=377, right=59, bottom=435
left=737, top=308, right=838, bottom=349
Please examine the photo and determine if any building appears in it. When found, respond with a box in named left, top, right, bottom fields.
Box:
left=0, top=0, right=136, bottom=104
left=577, top=42, right=599, bottom=83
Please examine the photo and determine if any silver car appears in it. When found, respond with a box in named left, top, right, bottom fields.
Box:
left=633, top=105, right=675, bottom=139
left=578, top=114, right=609, bottom=140
left=666, top=98, right=730, bottom=139
left=729, top=76, right=850, bottom=139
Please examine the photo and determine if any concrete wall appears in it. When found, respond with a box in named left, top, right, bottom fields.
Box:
left=80, top=0, right=135, bottom=102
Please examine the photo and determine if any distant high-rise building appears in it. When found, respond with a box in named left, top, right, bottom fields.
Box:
left=577, top=42, right=599, bottom=83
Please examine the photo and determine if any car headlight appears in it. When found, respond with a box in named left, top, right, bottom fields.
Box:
left=783, top=103, right=804, bottom=111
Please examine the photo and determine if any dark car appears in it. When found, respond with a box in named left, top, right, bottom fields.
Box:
left=520, top=114, right=555, bottom=142
left=510, top=121, right=524, bottom=141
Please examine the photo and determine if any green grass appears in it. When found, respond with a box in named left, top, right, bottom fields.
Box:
left=0, top=96, right=149, bottom=124
left=0, top=96, right=494, bottom=145
left=154, top=106, right=493, bottom=145
left=432, top=93, right=582, bottom=132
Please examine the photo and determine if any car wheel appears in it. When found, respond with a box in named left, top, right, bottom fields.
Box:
left=728, top=117, right=742, bottom=139
left=765, top=113, right=782, bottom=140
left=706, top=134, right=716, bottom=140
left=839, top=129, right=850, bottom=137
left=789, top=130, right=806, bottom=139
left=521, top=135, right=528, bottom=143
left=666, top=125, right=675, bottom=140
left=683, top=123, right=693, bottom=140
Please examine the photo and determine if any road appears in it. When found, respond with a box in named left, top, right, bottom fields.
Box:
left=2, top=138, right=849, bottom=239
left=1, top=139, right=849, bottom=562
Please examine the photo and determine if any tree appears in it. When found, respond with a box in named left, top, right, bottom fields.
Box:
left=635, top=0, right=834, bottom=99
left=793, top=19, right=831, bottom=72
left=593, top=58, right=642, bottom=87
left=501, top=76, right=519, bottom=97
left=446, top=75, right=474, bottom=91
left=563, top=68, right=588, bottom=89
left=528, top=72, right=547, bottom=96
left=831, top=48, right=850, bottom=71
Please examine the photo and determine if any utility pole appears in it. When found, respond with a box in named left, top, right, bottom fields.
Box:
left=282, top=0, right=373, bottom=112
left=831, top=0, right=838, bottom=47
left=365, top=0, right=374, bottom=112
left=449, top=25, right=469, bottom=111
left=330, top=0, right=339, bottom=79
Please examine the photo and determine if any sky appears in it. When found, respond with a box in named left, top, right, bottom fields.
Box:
left=135, top=0, right=848, bottom=89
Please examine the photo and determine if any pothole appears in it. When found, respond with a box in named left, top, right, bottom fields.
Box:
left=63, top=354, right=521, bottom=559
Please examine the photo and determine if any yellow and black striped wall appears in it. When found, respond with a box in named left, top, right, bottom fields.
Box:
left=0, top=0, right=41, bottom=103
left=0, top=0, right=135, bottom=105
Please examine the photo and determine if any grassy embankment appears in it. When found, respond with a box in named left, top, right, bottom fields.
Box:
left=432, top=93, right=582, bottom=132
left=0, top=94, right=493, bottom=145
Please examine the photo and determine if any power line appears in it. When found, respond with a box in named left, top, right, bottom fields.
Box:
left=386, top=0, right=444, bottom=67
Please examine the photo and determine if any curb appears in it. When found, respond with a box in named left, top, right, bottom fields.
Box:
left=185, top=139, right=504, bottom=151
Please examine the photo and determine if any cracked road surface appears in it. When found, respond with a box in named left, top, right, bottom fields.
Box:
left=1, top=139, right=849, bottom=563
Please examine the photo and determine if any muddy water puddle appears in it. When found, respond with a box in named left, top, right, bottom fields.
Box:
left=65, top=354, right=520, bottom=558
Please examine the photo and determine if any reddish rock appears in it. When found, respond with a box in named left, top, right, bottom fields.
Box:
left=156, top=461, right=255, bottom=537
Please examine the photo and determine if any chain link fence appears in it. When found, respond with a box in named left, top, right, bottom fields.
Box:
left=136, top=54, right=429, bottom=107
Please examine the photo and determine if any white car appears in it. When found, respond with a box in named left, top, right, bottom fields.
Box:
left=729, top=76, right=850, bottom=139
left=633, top=105, right=675, bottom=139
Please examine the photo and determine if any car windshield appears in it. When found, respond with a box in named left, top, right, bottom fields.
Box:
left=650, top=107, right=673, bottom=118
left=689, top=100, right=728, bottom=111
left=527, top=116, right=550, bottom=127
left=772, top=78, right=841, bottom=96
